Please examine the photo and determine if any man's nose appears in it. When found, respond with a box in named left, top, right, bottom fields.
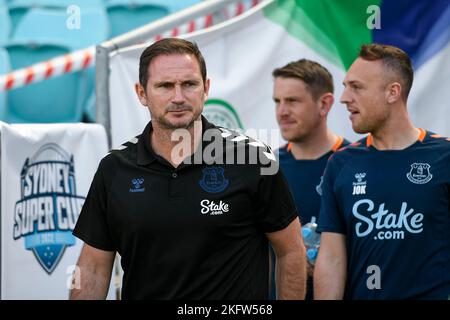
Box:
left=278, top=102, right=290, bottom=116
left=340, top=88, right=350, bottom=104
left=172, top=84, right=185, bottom=104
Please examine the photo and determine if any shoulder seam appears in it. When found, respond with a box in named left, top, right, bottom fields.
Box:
left=108, top=135, right=139, bottom=154
left=218, top=127, right=277, bottom=162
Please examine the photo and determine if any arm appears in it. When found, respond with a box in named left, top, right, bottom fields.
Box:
left=266, top=218, right=306, bottom=300
left=69, top=243, right=115, bottom=300
left=313, top=232, right=347, bottom=299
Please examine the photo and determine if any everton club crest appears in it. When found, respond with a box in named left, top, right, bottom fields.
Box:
left=406, top=163, right=433, bottom=185
left=199, top=167, right=229, bottom=193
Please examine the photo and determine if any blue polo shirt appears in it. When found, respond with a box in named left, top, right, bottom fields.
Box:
left=279, top=137, right=350, bottom=225
left=270, top=137, right=349, bottom=299
left=318, top=129, right=450, bottom=299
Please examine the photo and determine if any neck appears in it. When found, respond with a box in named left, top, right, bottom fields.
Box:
left=370, top=105, right=421, bottom=150
left=150, top=119, right=203, bottom=167
left=290, top=126, right=340, bottom=160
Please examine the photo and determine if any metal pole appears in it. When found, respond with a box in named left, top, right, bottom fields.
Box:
left=95, top=44, right=115, bottom=148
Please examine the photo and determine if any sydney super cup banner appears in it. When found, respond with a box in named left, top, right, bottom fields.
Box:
left=0, top=122, right=109, bottom=299
left=13, top=143, right=85, bottom=275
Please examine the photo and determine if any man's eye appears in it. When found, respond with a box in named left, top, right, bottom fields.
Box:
left=157, top=83, right=172, bottom=89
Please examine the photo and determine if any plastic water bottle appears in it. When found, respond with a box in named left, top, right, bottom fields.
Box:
left=301, top=216, right=321, bottom=265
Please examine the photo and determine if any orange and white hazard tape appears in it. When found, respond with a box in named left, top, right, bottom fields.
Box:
left=0, top=0, right=260, bottom=92
left=0, top=46, right=95, bottom=92
left=152, top=0, right=260, bottom=41
left=153, top=14, right=215, bottom=41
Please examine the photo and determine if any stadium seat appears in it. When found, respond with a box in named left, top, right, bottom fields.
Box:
left=106, top=0, right=203, bottom=38
left=8, top=7, right=110, bottom=123
left=12, top=7, right=109, bottom=50
left=8, top=0, right=104, bottom=32
left=0, top=48, right=11, bottom=120
left=2, top=43, right=86, bottom=123
left=168, top=0, right=204, bottom=12
left=0, top=5, right=12, bottom=45
left=105, top=0, right=173, bottom=38
left=0, top=46, right=10, bottom=74
left=33, top=0, right=103, bottom=6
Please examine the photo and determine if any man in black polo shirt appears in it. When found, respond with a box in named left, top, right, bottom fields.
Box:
left=70, top=38, right=306, bottom=300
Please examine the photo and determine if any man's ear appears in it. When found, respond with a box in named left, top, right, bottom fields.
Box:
left=386, top=82, right=402, bottom=104
left=203, top=78, right=210, bottom=101
left=319, top=93, right=334, bottom=117
left=135, top=83, right=147, bottom=106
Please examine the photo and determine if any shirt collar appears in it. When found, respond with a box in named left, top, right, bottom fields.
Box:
left=137, top=121, right=156, bottom=166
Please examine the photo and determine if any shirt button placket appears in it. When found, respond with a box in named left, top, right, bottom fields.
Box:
left=169, top=171, right=180, bottom=198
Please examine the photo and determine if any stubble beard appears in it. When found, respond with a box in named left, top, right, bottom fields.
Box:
left=156, top=110, right=201, bottom=130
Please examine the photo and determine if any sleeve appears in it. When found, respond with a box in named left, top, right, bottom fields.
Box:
left=254, top=167, right=298, bottom=233
left=317, top=156, right=347, bottom=235
left=72, top=158, right=115, bottom=251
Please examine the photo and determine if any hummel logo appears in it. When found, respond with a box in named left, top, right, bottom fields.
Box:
left=355, top=173, right=366, bottom=183
left=352, top=173, right=367, bottom=195
left=130, top=178, right=145, bottom=193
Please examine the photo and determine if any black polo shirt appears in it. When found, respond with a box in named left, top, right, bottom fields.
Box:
left=73, top=116, right=298, bottom=299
